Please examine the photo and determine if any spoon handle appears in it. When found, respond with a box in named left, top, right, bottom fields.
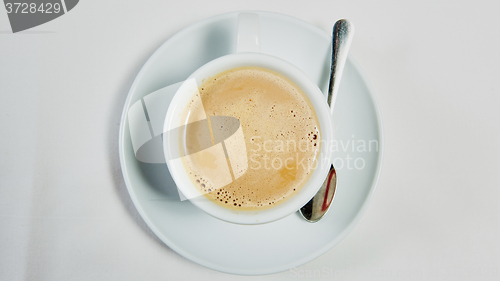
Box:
left=327, top=19, right=354, bottom=112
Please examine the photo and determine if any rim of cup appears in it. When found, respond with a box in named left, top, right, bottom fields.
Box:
left=163, top=52, right=334, bottom=224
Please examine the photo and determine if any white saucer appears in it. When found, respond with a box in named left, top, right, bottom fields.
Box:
left=119, top=11, right=383, bottom=275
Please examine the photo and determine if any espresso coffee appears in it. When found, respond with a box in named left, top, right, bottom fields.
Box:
left=182, top=67, right=321, bottom=210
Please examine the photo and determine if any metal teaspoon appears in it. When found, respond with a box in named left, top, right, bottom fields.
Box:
left=300, top=19, right=354, bottom=222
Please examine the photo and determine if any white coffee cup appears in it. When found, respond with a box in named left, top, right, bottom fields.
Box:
left=163, top=13, right=334, bottom=224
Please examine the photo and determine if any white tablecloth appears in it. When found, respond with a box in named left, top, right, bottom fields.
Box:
left=1, top=0, right=498, bottom=280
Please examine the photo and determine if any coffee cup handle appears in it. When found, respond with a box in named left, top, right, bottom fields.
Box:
left=236, top=13, right=261, bottom=53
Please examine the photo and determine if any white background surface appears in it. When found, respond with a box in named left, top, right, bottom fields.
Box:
left=1, top=0, right=498, bottom=280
